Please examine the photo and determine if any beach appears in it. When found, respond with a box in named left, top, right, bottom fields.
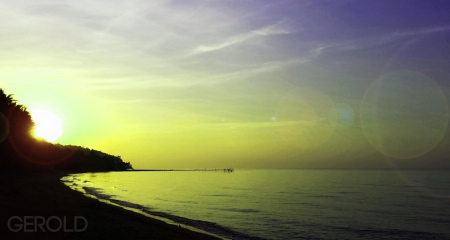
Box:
left=0, top=170, right=221, bottom=240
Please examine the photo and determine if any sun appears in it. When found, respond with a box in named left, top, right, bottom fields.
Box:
left=31, top=110, right=64, bottom=142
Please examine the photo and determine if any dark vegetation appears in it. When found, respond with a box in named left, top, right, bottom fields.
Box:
left=0, top=88, right=132, bottom=173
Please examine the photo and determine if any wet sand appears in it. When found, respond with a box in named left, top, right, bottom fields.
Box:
left=0, top=170, right=221, bottom=240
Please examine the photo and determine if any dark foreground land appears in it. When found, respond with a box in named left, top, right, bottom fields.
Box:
left=0, top=170, right=220, bottom=240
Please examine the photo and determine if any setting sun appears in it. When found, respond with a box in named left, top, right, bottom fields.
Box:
left=31, top=109, right=63, bottom=142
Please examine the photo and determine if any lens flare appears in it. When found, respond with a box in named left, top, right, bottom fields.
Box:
left=328, top=103, right=355, bottom=129
left=31, top=110, right=64, bottom=142
left=276, top=87, right=335, bottom=150
left=384, top=32, right=450, bottom=74
left=360, top=70, right=449, bottom=159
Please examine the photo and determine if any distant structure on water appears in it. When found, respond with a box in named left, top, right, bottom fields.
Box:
left=131, top=168, right=234, bottom=172
left=204, top=168, right=234, bottom=172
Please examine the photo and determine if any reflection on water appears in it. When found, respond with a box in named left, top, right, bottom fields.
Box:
left=63, top=169, right=450, bottom=239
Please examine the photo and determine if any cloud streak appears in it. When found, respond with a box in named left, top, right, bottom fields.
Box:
left=320, top=25, right=450, bottom=54
left=193, top=22, right=292, bottom=54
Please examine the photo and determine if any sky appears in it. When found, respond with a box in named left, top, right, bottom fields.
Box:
left=2, top=0, right=450, bottom=169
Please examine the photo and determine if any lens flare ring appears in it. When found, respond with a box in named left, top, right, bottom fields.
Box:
left=4, top=109, right=74, bottom=168
left=360, top=70, right=449, bottom=160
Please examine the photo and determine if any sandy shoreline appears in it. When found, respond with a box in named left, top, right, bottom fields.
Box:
left=0, top=170, right=222, bottom=240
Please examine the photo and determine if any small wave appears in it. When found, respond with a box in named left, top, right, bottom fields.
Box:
left=299, top=202, right=319, bottom=206
left=82, top=187, right=115, bottom=200
left=109, top=199, right=147, bottom=210
left=210, top=208, right=261, bottom=213
left=154, top=198, right=168, bottom=202
left=177, top=200, right=198, bottom=204
left=277, top=191, right=306, bottom=195
left=314, top=194, right=338, bottom=199
left=110, top=186, right=128, bottom=192
left=201, top=194, right=234, bottom=197
left=334, top=191, right=359, bottom=195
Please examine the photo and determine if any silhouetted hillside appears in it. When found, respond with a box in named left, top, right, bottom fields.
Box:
left=0, top=88, right=132, bottom=173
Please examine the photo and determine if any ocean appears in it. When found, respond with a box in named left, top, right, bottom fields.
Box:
left=62, top=169, right=450, bottom=239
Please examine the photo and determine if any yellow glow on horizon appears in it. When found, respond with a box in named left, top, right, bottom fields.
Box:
left=31, top=109, right=64, bottom=142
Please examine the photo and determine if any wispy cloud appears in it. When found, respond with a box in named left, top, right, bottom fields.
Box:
left=1, top=1, right=307, bottom=90
left=193, top=22, right=292, bottom=54
left=202, top=59, right=305, bottom=86
left=327, top=25, right=450, bottom=53
left=156, top=119, right=325, bottom=133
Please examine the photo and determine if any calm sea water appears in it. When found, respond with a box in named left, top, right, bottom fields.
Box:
left=62, top=170, right=450, bottom=239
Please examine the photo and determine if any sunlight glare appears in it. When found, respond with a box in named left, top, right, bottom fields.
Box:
left=31, top=109, right=64, bottom=142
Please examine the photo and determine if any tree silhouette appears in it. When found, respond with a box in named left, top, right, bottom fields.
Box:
left=0, top=88, right=132, bottom=172
left=0, top=89, right=34, bottom=139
